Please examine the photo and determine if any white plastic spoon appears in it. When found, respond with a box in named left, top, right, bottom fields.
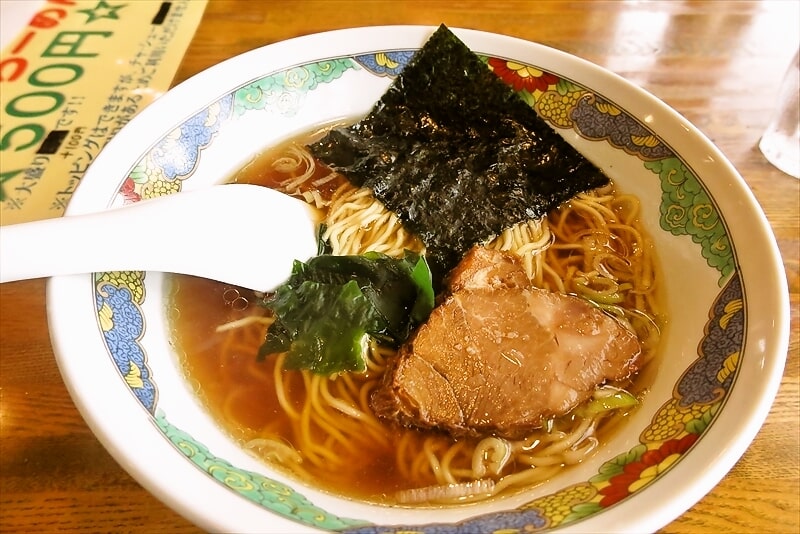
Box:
left=0, top=184, right=320, bottom=292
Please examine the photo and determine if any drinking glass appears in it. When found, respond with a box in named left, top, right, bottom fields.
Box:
left=758, top=50, right=800, bottom=179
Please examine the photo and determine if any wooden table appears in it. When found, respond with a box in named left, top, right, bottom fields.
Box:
left=2, top=1, right=798, bottom=532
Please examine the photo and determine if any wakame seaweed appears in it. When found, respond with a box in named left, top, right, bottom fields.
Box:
left=259, top=251, right=434, bottom=375
left=308, top=24, right=609, bottom=288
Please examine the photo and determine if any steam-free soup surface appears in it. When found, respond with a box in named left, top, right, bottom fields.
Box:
left=169, top=138, right=663, bottom=505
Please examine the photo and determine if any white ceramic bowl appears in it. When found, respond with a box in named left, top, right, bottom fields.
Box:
left=47, top=26, right=789, bottom=533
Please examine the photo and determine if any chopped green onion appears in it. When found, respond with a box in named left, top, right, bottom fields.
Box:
left=575, top=386, right=639, bottom=417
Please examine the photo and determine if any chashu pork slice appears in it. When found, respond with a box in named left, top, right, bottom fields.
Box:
left=371, top=247, right=641, bottom=439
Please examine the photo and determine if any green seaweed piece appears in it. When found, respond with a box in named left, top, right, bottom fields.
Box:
left=259, top=251, right=434, bottom=375
left=309, top=24, right=609, bottom=287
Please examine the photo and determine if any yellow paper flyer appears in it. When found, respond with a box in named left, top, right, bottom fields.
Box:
left=0, top=0, right=208, bottom=225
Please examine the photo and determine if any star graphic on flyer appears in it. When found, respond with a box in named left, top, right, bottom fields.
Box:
left=78, top=0, right=127, bottom=23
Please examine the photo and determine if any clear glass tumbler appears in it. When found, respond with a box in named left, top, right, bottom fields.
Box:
left=758, top=50, right=800, bottom=179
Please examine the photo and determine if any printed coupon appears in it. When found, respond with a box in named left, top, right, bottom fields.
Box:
left=0, top=0, right=207, bottom=224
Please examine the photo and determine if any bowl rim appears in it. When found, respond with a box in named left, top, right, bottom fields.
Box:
left=46, top=24, right=790, bottom=534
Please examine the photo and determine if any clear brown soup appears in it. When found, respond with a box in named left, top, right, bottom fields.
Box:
left=168, top=139, right=663, bottom=504
left=169, top=145, right=446, bottom=501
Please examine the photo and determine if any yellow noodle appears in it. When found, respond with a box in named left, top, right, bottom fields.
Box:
left=199, top=143, right=663, bottom=505
left=491, top=464, right=562, bottom=495
left=396, top=431, right=415, bottom=480
left=273, top=353, right=300, bottom=421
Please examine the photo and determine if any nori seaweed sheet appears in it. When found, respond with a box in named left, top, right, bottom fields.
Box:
left=308, top=24, right=609, bottom=287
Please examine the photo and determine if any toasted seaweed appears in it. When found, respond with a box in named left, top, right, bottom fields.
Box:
left=308, top=24, right=609, bottom=288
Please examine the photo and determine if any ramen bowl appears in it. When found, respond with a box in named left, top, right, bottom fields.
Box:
left=47, top=26, right=789, bottom=533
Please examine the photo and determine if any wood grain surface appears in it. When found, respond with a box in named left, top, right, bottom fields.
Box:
left=1, top=1, right=798, bottom=533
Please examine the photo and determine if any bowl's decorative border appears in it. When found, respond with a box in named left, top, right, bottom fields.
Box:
left=91, top=50, right=742, bottom=532
left=154, top=410, right=370, bottom=530
left=94, top=271, right=153, bottom=410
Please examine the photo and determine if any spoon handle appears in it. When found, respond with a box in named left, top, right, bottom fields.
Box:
left=0, top=209, right=113, bottom=283
left=0, top=185, right=319, bottom=291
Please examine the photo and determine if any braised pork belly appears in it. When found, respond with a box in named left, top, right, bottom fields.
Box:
left=371, top=247, right=641, bottom=439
